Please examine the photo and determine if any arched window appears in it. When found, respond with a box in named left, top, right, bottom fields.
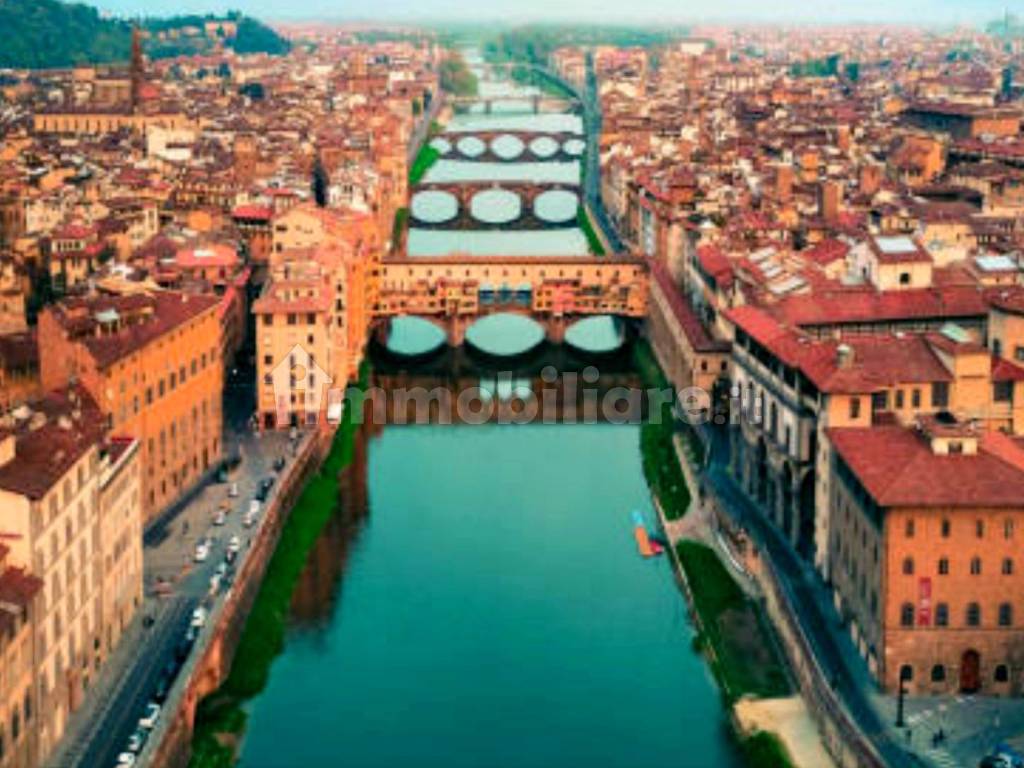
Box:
left=995, top=665, right=1010, bottom=683
left=900, top=603, right=915, bottom=627
left=967, top=602, right=981, bottom=627
left=970, top=557, right=982, bottom=575
left=931, top=665, right=946, bottom=683
left=903, top=557, right=915, bottom=575
left=899, top=664, right=914, bottom=682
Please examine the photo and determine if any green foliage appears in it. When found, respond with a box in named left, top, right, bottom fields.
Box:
left=439, top=52, right=477, bottom=97
left=633, top=340, right=691, bottom=521
left=409, top=145, right=440, bottom=185
left=0, top=0, right=288, bottom=69
left=188, top=367, right=369, bottom=767
left=0, top=0, right=131, bottom=69
left=483, top=24, right=688, bottom=67
left=675, top=541, right=791, bottom=701
left=738, top=731, right=797, bottom=768
left=391, top=207, right=408, bottom=252
left=844, top=61, right=860, bottom=83
left=790, top=54, right=840, bottom=78
left=577, top=207, right=605, bottom=256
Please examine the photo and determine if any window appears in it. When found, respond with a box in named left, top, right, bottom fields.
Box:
left=938, top=558, right=949, bottom=575
left=912, top=388, right=921, bottom=408
left=899, top=272, right=911, bottom=285
left=941, top=519, right=951, bottom=538
left=999, top=603, right=1013, bottom=627
left=936, top=603, right=949, bottom=626
left=905, top=519, right=915, bottom=538
left=976, top=520, right=985, bottom=538
left=849, top=397, right=861, bottom=419
left=995, top=665, right=1010, bottom=683
left=901, top=603, right=915, bottom=627
left=931, top=665, right=946, bottom=683
left=970, top=557, right=982, bottom=575
left=1005, top=519, right=1015, bottom=540
left=1003, top=558, right=1014, bottom=576
left=895, top=390, right=905, bottom=409
left=872, top=392, right=889, bottom=412
left=932, top=382, right=949, bottom=408
left=903, top=557, right=915, bottom=575
left=994, top=381, right=1013, bottom=403
left=899, top=664, right=914, bottom=682
left=967, top=602, right=981, bottom=627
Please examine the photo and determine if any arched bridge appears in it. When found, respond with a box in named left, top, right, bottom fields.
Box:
left=374, top=255, right=649, bottom=347
left=410, top=181, right=581, bottom=230
left=431, top=130, right=585, bottom=162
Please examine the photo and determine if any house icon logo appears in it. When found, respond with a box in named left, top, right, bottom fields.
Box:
left=269, top=344, right=333, bottom=427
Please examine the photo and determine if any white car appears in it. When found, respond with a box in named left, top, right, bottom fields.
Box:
left=116, top=753, right=137, bottom=766
left=228, top=482, right=239, bottom=498
left=190, top=607, right=207, bottom=629
left=227, top=535, right=241, bottom=554
left=242, top=512, right=256, bottom=529
left=248, top=500, right=260, bottom=515
left=213, top=510, right=226, bottom=526
left=138, top=702, right=161, bottom=730
left=193, top=542, right=209, bottom=562
left=209, top=573, right=222, bottom=594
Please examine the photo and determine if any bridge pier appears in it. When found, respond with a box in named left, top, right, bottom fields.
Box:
left=546, top=315, right=567, bottom=344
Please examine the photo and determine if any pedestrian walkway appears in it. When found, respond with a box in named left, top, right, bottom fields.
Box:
left=734, top=696, right=837, bottom=768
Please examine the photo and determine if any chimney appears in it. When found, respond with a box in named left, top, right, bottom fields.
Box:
left=836, top=343, right=855, bottom=369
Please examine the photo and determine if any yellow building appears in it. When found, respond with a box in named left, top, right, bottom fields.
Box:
left=0, top=386, right=140, bottom=761
left=38, top=290, right=223, bottom=522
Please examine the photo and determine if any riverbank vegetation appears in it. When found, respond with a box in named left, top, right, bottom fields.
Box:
left=189, top=366, right=369, bottom=768
left=390, top=208, right=408, bottom=254
left=675, top=541, right=790, bottom=701
left=482, top=25, right=689, bottom=68
left=633, top=340, right=698, bottom=520
left=409, top=145, right=441, bottom=185
left=738, top=730, right=797, bottom=768
left=439, top=51, right=478, bottom=97
left=577, top=207, right=606, bottom=256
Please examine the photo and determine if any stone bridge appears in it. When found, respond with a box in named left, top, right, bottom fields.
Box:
left=447, top=94, right=580, bottom=115
left=410, top=181, right=582, bottom=230
left=374, top=255, right=649, bottom=346
left=433, top=130, right=585, bottom=163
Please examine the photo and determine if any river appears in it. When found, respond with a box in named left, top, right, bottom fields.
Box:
left=234, top=50, right=743, bottom=768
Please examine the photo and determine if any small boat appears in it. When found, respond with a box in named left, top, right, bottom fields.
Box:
left=631, top=509, right=663, bottom=557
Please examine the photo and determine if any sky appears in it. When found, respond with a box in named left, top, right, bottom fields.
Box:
left=88, top=0, right=1009, bottom=26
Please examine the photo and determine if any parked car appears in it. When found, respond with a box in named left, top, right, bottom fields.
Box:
left=225, top=549, right=238, bottom=565
left=175, top=636, right=193, bottom=662
left=184, top=624, right=199, bottom=644
left=116, top=753, right=137, bottom=766
left=228, top=535, right=241, bottom=554
left=273, top=456, right=286, bottom=472
left=126, top=728, right=147, bottom=753
left=193, top=542, right=209, bottom=563
left=228, top=482, right=239, bottom=498
left=213, top=510, right=226, bottom=526
left=190, top=607, right=207, bottom=629
left=138, top=702, right=161, bottom=730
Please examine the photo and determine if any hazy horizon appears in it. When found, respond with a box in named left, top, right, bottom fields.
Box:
left=85, top=0, right=1009, bottom=28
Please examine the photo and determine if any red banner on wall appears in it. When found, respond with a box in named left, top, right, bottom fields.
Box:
left=918, top=577, right=932, bottom=626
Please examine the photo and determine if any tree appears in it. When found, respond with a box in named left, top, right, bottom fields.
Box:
left=311, top=155, right=329, bottom=208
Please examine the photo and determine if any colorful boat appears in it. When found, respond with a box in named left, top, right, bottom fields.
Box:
left=631, top=509, right=662, bottom=557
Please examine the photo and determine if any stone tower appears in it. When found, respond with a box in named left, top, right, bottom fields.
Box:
left=130, top=26, right=145, bottom=112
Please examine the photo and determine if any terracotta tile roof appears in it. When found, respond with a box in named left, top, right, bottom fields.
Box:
left=47, top=291, right=219, bottom=370
left=774, top=285, right=988, bottom=328
left=696, top=244, right=735, bottom=289
left=829, top=424, right=1024, bottom=508
left=728, top=306, right=952, bottom=393
left=0, top=386, right=105, bottom=500
left=803, top=238, right=850, bottom=266
left=649, top=260, right=729, bottom=354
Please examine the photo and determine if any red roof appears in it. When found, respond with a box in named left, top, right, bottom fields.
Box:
left=232, top=205, right=273, bottom=222
left=775, top=285, right=988, bottom=328
left=829, top=425, right=1024, bottom=508
left=649, top=260, right=730, bottom=354
left=803, top=238, right=850, bottom=267
left=696, top=245, right=735, bottom=289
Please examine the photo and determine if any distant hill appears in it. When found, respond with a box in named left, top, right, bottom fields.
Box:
left=0, top=0, right=290, bottom=69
